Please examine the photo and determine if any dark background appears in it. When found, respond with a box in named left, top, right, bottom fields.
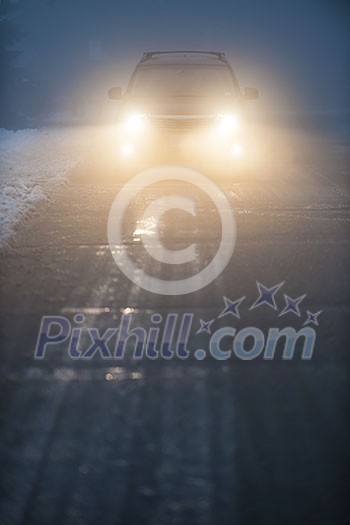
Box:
left=1, top=0, right=349, bottom=127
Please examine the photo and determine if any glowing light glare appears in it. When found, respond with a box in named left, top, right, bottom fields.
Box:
left=231, top=143, right=243, bottom=157
left=121, top=143, right=135, bottom=156
left=218, top=114, right=239, bottom=132
left=125, top=114, right=147, bottom=131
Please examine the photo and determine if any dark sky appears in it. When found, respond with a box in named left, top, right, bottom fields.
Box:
left=16, top=0, right=350, bottom=111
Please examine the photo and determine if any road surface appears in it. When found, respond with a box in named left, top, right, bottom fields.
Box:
left=0, top=122, right=349, bottom=525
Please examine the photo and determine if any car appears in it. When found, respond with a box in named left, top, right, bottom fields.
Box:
left=108, top=50, right=258, bottom=176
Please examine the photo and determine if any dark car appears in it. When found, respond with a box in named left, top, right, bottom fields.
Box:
left=108, top=51, right=258, bottom=175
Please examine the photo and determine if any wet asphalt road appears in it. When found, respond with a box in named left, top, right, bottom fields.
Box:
left=0, top=124, right=349, bottom=524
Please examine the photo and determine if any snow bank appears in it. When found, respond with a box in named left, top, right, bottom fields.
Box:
left=0, top=127, right=87, bottom=246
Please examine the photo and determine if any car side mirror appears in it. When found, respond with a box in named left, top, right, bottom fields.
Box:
left=244, top=87, right=259, bottom=100
left=108, top=86, right=123, bottom=100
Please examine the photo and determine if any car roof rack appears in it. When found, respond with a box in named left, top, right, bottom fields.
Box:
left=140, top=50, right=227, bottom=63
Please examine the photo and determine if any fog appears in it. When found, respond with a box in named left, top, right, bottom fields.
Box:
left=1, top=0, right=349, bottom=127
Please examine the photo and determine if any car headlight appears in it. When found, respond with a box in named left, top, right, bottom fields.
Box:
left=231, top=143, right=244, bottom=157
left=217, top=113, right=240, bottom=132
left=120, top=143, right=135, bottom=156
left=125, top=114, right=148, bottom=131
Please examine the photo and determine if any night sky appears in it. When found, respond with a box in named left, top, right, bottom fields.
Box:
left=14, top=0, right=350, bottom=112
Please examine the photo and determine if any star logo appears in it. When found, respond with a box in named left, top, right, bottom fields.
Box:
left=249, top=281, right=285, bottom=310
left=303, top=310, right=322, bottom=326
left=279, top=294, right=306, bottom=317
left=218, top=296, right=245, bottom=319
left=196, top=319, right=214, bottom=334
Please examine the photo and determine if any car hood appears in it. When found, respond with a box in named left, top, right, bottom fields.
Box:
left=120, top=96, right=241, bottom=117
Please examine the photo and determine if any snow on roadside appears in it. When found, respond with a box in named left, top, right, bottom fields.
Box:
left=0, top=127, right=88, bottom=246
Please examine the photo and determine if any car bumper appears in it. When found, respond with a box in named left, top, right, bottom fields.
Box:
left=115, top=124, right=247, bottom=170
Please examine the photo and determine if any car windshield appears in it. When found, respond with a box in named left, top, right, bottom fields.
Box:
left=129, top=65, right=237, bottom=97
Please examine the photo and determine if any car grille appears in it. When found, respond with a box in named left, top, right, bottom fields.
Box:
left=149, top=115, right=216, bottom=129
